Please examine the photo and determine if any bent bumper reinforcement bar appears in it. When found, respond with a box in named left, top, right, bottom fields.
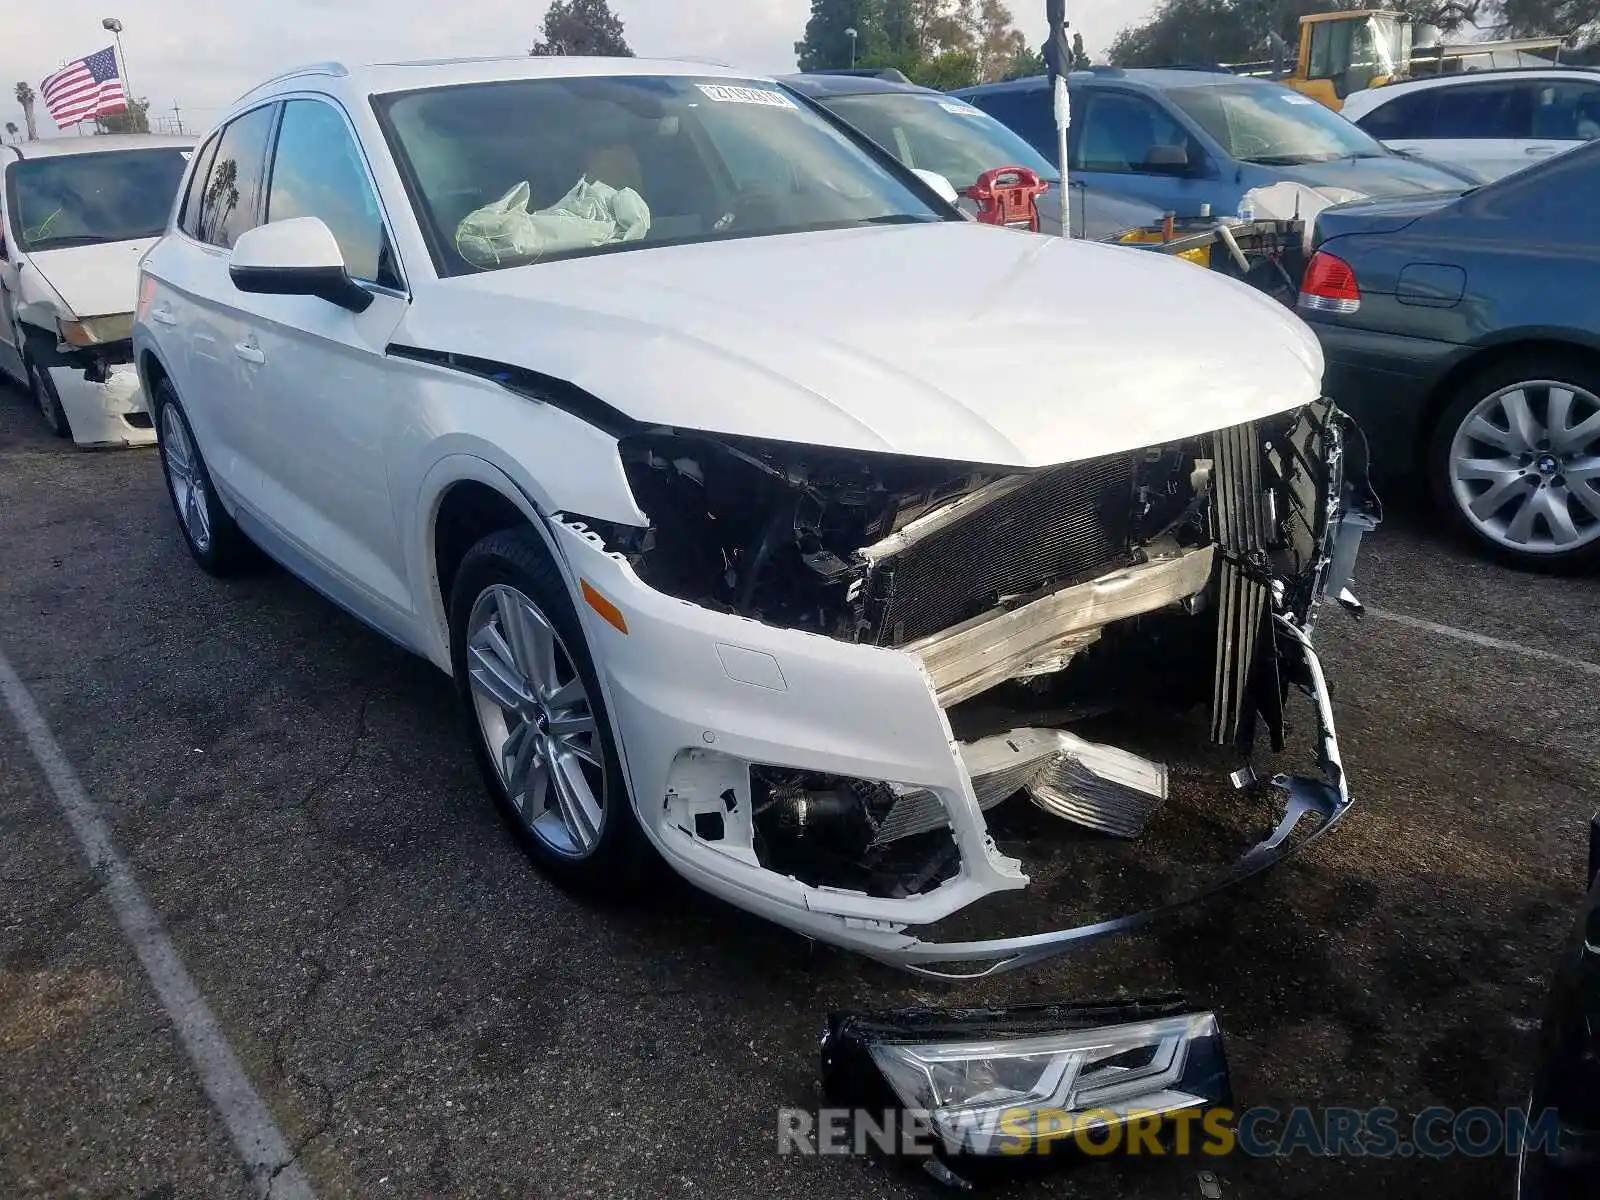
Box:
left=871, top=612, right=1353, bottom=980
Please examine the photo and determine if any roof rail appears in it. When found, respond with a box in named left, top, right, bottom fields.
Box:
left=1150, top=62, right=1237, bottom=73
left=1401, top=62, right=1599, bottom=79
left=804, top=67, right=912, bottom=83
left=232, top=61, right=349, bottom=106
left=661, top=55, right=736, bottom=68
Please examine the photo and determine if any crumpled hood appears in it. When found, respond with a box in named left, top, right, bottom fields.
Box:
left=399, top=221, right=1323, bottom=468
left=24, top=237, right=157, bottom=319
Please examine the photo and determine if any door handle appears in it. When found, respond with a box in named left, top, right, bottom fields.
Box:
left=151, top=305, right=178, bottom=326
left=234, top=340, right=265, bottom=365
left=1525, top=145, right=1556, bottom=155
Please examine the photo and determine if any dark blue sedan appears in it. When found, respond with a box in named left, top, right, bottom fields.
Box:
left=1299, top=139, right=1600, bottom=570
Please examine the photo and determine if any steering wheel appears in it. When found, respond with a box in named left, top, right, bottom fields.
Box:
left=722, top=185, right=789, bottom=230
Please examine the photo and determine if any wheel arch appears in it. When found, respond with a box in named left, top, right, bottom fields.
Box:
left=415, top=456, right=573, bottom=673
left=137, top=346, right=173, bottom=403
left=1419, top=331, right=1600, bottom=469
left=418, top=460, right=644, bottom=827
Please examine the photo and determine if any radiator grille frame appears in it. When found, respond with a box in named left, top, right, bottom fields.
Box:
left=856, top=453, right=1139, bottom=648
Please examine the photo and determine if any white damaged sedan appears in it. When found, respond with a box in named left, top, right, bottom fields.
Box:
left=134, top=56, right=1377, bottom=979
left=0, top=134, right=194, bottom=446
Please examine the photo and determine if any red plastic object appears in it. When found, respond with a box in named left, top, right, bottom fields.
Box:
left=964, top=166, right=1050, bottom=232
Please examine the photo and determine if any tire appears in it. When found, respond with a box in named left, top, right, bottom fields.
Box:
left=153, top=379, right=253, bottom=576
left=450, top=527, right=654, bottom=897
left=29, top=359, right=72, bottom=439
left=1427, top=352, right=1600, bottom=572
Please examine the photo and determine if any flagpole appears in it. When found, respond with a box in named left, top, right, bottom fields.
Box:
left=103, top=17, right=134, bottom=126
left=1045, top=0, right=1072, bottom=237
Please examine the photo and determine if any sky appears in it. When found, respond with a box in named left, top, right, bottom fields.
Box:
left=0, top=0, right=1150, bottom=138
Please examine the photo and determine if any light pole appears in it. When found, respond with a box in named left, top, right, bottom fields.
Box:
left=845, top=27, right=858, bottom=70
left=102, top=17, right=134, bottom=116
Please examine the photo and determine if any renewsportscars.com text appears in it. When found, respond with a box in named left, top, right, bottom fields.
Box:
left=778, top=1105, right=1559, bottom=1159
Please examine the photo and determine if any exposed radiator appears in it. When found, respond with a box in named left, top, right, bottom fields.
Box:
left=858, top=453, right=1137, bottom=647
left=1210, top=422, right=1271, bottom=746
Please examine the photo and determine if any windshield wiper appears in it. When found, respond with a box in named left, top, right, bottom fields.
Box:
left=1238, top=154, right=1331, bottom=166
left=856, top=214, right=940, bottom=225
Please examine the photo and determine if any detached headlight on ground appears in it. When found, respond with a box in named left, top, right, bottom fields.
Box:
left=823, top=998, right=1232, bottom=1158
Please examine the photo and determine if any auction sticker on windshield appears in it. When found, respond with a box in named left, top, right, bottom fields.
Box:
left=697, top=84, right=799, bottom=109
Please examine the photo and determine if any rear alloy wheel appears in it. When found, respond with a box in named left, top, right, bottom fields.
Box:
left=154, top=381, right=253, bottom=576
left=1431, top=358, right=1600, bottom=570
left=450, top=528, right=652, bottom=895
left=30, top=361, right=72, bottom=439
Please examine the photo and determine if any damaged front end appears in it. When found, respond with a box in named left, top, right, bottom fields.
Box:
left=567, top=398, right=1378, bottom=977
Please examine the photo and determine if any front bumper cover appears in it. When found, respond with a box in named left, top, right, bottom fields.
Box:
left=880, top=614, right=1351, bottom=980
left=553, top=511, right=1357, bottom=979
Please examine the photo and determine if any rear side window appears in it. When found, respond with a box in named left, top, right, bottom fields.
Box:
left=178, top=134, right=220, bottom=239
left=1529, top=80, right=1600, bottom=141
left=961, top=87, right=1058, bottom=157
left=266, top=99, right=400, bottom=287
left=196, top=104, right=278, bottom=249
left=1430, top=81, right=1530, bottom=140
left=1355, top=89, right=1438, bottom=139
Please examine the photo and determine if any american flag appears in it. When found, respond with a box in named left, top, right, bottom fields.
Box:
left=41, top=46, right=128, bottom=128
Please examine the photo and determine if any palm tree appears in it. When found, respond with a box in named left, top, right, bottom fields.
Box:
left=14, top=82, right=38, bottom=141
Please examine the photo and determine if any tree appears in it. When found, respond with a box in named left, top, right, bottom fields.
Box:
left=97, top=97, right=150, bottom=135
left=1107, top=0, right=1481, bottom=68
left=796, top=0, right=881, bottom=70
left=1071, top=31, right=1092, bottom=69
left=1492, top=0, right=1600, bottom=41
left=797, top=1, right=1029, bottom=83
left=1003, top=43, right=1046, bottom=78
left=530, top=0, right=633, bottom=57
left=919, top=48, right=982, bottom=88
left=975, top=0, right=1029, bottom=81
left=14, top=82, right=38, bottom=141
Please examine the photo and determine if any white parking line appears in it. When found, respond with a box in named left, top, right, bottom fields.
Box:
left=1367, top=606, right=1600, bottom=679
left=0, top=647, right=316, bottom=1200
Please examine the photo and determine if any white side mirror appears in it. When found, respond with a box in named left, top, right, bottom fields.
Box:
left=912, top=168, right=961, bottom=206
left=229, top=217, right=371, bottom=313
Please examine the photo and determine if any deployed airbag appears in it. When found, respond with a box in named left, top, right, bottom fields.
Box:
left=455, top=177, right=651, bottom=268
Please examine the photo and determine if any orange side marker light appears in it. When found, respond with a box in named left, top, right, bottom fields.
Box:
left=581, top=580, right=629, bottom=635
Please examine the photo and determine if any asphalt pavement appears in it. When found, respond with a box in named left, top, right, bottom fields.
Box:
left=1, top=380, right=1597, bottom=1200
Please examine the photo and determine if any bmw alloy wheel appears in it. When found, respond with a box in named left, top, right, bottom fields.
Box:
left=1449, top=379, right=1600, bottom=555
left=160, top=403, right=213, bottom=554
left=465, top=583, right=606, bottom=858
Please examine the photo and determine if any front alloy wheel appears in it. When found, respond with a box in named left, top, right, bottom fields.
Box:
left=449, top=527, right=652, bottom=896
left=1435, top=361, right=1600, bottom=568
left=466, top=584, right=605, bottom=858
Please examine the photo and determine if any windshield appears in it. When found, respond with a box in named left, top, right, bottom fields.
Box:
left=819, top=92, right=1058, bottom=190
left=377, top=75, right=948, bottom=276
left=1168, top=83, right=1391, bottom=165
left=8, top=148, right=190, bottom=252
